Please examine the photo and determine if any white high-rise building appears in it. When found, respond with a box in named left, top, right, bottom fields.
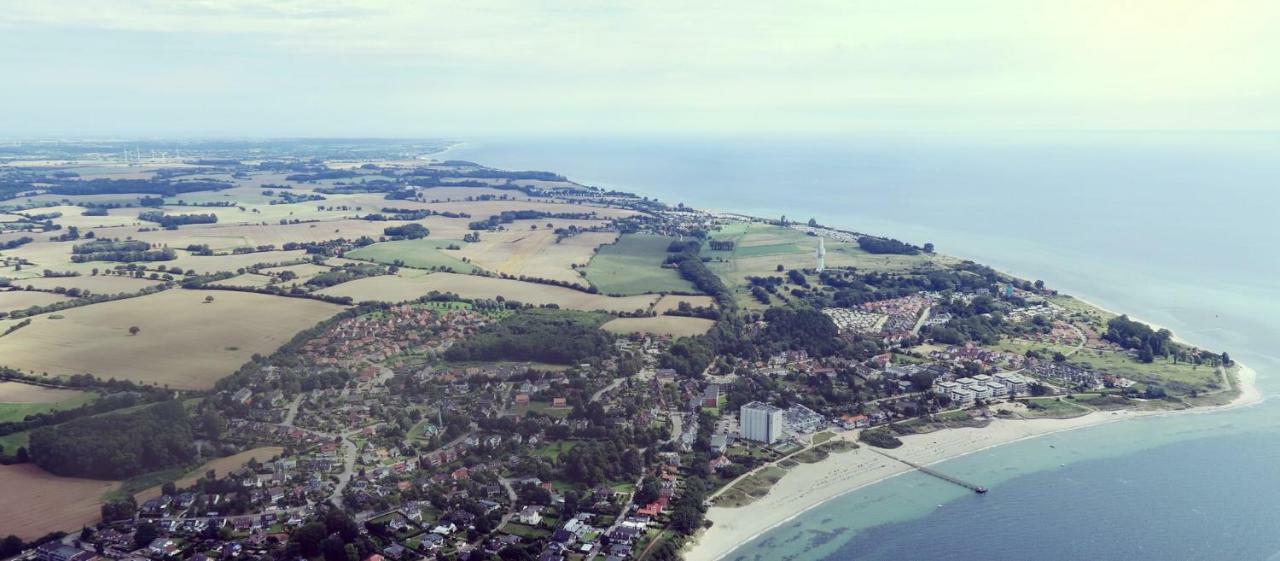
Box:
left=740, top=401, right=785, bottom=443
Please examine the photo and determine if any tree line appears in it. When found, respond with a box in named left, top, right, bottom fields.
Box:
left=444, top=309, right=614, bottom=364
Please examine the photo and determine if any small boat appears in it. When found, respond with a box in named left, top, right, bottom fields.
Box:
left=975, top=487, right=988, bottom=494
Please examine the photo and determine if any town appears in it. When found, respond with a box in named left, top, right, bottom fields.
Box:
left=0, top=143, right=1239, bottom=561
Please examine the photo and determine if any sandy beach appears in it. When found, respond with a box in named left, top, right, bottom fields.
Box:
left=684, top=364, right=1261, bottom=561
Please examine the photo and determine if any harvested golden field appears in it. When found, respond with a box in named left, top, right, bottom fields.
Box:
left=602, top=316, right=715, bottom=337
left=19, top=275, right=162, bottom=295
left=0, top=289, right=344, bottom=390
left=135, top=446, right=284, bottom=503
left=449, top=229, right=616, bottom=286
left=22, top=205, right=142, bottom=229
left=259, top=262, right=332, bottom=277
left=319, top=272, right=658, bottom=313
left=209, top=273, right=274, bottom=289
left=0, top=381, right=86, bottom=404
left=162, top=250, right=311, bottom=274
left=0, top=464, right=118, bottom=540
left=0, top=290, right=72, bottom=313
left=654, top=294, right=717, bottom=313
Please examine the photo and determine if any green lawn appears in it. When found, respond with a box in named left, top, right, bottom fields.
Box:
left=582, top=234, right=698, bottom=295
left=0, top=391, right=99, bottom=424
left=346, top=238, right=480, bottom=273
left=0, top=430, right=30, bottom=454
left=502, top=522, right=551, bottom=539
left=533, top=440, right=577, bottom=461
left=407, top=419, right=439, bottom=442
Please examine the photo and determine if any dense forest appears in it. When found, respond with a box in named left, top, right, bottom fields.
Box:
left=70, top=239, right=176, bottom=263
left=138, top=211, right=218, bottom=228
left=444, top=309, right=613, bottom=364
left=382, top=223, right=429, bottom=239
left=48, top=178, right=233, bottom=196
left=28, top=400, right=196, bottom=479
left=857, top=236, right=920, bottom=255
left=1104, top=315, right=1173, bottom=362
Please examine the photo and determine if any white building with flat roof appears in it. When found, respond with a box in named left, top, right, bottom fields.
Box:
left=740, top=401, right=785, bottom=444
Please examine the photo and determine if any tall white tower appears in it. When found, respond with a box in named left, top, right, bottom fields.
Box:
left=815, top=236, right=826, bottom=272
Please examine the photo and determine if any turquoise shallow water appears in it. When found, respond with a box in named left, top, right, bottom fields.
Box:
left=447, top=133, right=1280, bottom=560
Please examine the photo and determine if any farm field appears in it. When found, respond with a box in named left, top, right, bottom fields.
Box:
left=346, top=238, right=479, bottom=273
left=0, top=290, right=72, bottom=313
left=318, top=272, right=659, bottom=313
left=0, top=289, right=345, bottom=390
left=449, top=227, right=615, bottom=286
left=17, top=275, right=163, bottom=295
left=582, top=234, right=698, bottom=295
left=0, top=381, right=97, bottom=424
left=160, top=249, right=312, bottom=275
left=602, top=316, right=715, bottom=337
left=0, top=463, right=118, bottom=540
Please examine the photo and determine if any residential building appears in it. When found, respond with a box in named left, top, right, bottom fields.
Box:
left=739, top=401, right=785, bottom=443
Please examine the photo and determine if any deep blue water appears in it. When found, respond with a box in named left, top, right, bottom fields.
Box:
left=446, top=133, right=1280, bottom=560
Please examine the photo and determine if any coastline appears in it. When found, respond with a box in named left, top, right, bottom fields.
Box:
left=684, top=364, right=1260, bottom=561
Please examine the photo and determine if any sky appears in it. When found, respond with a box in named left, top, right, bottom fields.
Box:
left=1, top=0, right=1277, bottom=137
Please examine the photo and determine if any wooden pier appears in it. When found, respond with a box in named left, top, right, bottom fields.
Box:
left=871, top=449, right=988, bottom=493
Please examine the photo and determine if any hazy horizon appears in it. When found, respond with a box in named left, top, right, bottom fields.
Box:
left=3, top=0, right=1278, bottom=138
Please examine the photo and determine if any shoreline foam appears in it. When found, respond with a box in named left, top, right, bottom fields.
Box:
left=684, top=364, right=1261, bottom=561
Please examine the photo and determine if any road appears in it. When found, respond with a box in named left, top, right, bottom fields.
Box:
left=488, top=478, right=520, bottom=540
left=329, top=433, right=359, bottom=507
left=281, top=396, right=302, bottom=427
left=590, top=377, right=627, bottom=403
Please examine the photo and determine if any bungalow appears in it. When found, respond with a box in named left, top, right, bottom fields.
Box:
left=607, top=526, right=642, bottom=543
left=381, top=544, right=407, bottom=560
left=420, top=533, right=445, bottom=551
left=708, top=455, right=732, bottom=471
left=148, top=538, right=177, bottom=556
left=518, top=506, right=543, bottom=525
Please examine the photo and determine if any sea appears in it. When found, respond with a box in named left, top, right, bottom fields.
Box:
left=445, top=133, right=1280, bottom=561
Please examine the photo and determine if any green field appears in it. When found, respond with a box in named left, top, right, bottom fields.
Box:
left=582, top=234, right=698, bottom=295
left=533, top=440, right=577, bottom=460
left=703, top=222, right=943, bottom=308
left=0, top=392, right=98, bottom=424
left=992, top=338, right=1223, bottom=393
left=502, top=522, right=551, bottom=539
left=347, top=238, right=480, bottom=273
left=0, top=430, right=29, bottom=454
